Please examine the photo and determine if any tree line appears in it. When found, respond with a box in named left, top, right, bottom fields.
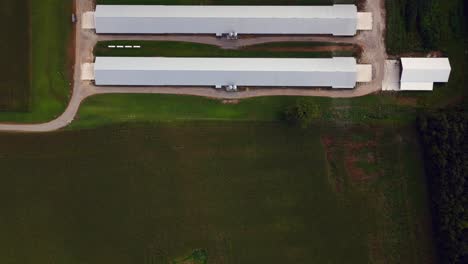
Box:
left=418, top=108, right=468, bottom=264
left=386, top=0, right=467, bottom=53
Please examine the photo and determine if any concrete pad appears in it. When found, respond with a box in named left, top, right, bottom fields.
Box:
left=81, top=63, right=95, bottom=80
left=400, top=82, right=433, bottom=91
left=82, top=12, right=95, bottom=29
left=383, top=60, right=401, bottom=91
left=357, top=64, right=372, bottom=82
left=357, top=12, right=373, bottom=31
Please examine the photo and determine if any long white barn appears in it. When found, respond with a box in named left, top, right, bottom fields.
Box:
left=94, top=5, right=359, bottom=36
left=93, top=57, right=363, bottom=89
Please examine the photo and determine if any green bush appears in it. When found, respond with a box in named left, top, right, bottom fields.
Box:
left=283, top=99, right=320, bottom=128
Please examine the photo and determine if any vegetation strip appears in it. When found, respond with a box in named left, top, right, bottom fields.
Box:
left=95, top=41, right=358, bottom=58
left=418, top=109, right=468, bottom=264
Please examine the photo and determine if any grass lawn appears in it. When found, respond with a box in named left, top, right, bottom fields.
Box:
left=95, top=41, right=359, bottom=58
left=0, top=122, right=435, bottom=263
left=0, top=0, right=72, bottom=123
left=97, top=0, right=355, bottom=5
left=71, top=94, right=418, bottom=129
left=0, top=0, right=30, bottom=111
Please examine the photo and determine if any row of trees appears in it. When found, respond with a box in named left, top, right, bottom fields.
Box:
left=418, top=109, right=468, bottom=264
left=392, top=0, right=467, bottom=50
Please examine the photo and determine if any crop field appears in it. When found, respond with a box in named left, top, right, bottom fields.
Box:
left=0, top=0, right=30, bottom=111
left=0, top=0, right=72, bottom=123
left=97, top=0, right=355, bottom=5
left=0, top=122, right=434, bottom=263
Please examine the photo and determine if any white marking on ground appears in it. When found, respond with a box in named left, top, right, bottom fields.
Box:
left=81, top=63, right=95, bottom=81
left=357, top=12, right=373, bottom=31
left=357, top=64, right=373, bottom=82
left=81, top=11, right=95, bottom=29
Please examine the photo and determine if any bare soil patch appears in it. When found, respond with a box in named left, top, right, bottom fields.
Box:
left=395, top=96, right=419, bottom=106
left=344, top=140, right=379, bottom=182
left=322, top=131, right=382, bottom=188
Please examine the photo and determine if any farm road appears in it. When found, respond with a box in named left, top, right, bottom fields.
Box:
left=0, top=0, right=387, bottom=132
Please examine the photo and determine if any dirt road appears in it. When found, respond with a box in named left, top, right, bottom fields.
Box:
left=0, top=0, right=387, bottom=132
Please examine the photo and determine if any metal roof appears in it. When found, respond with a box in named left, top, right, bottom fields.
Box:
left=94, top=57, right=358, bottom=89
left=399, top=58, right=451, bottom=91
left=401, top=58, right=451, bottom=83
left=95, top=5, right=356, bottom=18
left=94, top=5, right=358, bottom=36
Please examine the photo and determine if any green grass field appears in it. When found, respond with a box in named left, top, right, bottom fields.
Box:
left=0, top=0, right=72, bottom=123
left=95, top=41, right=359, bottom=58
left=71, top=94, right=418, bottom=129
left=0, top=122, right=435, bottom=263
left=0, top=0, right=30, bottom=111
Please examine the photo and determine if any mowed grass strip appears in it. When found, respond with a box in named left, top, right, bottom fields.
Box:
left=0, top=0, right=72, bottom=123
left=0, top=0, right=30, bottom=111
left=0, top=122, right=434, bottom=263
left=71, top=94, right=418, bottom=129
left=97, top=0, right=355, bottom=5
left=95, top=41, right=359, bottom=58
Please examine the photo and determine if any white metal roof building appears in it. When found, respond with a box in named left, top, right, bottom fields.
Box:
left=400, top=58, right=451, bottom=91
left=94, top=5, right=359, bottom=36
left=93, top=57, right=360, bottom=88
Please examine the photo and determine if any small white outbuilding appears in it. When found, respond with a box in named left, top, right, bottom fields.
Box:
left=94, top=5, right=360, bottom=36
left=400, top=58, right=451, bottom=91
left=93, top=57, right=363, bottom=89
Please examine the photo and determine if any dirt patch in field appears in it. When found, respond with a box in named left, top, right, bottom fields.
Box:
left=344, top=140, right=379, bottom=182
left=368, top=233, right=385, bottom=264
left=321, top=136, right=344, bottom=193
left=322, top=132, right=382, bottom=190
left=395, top=96, right=419, bottom=106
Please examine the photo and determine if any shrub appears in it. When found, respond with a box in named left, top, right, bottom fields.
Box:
left=283, top=99, right=320, bottom=128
